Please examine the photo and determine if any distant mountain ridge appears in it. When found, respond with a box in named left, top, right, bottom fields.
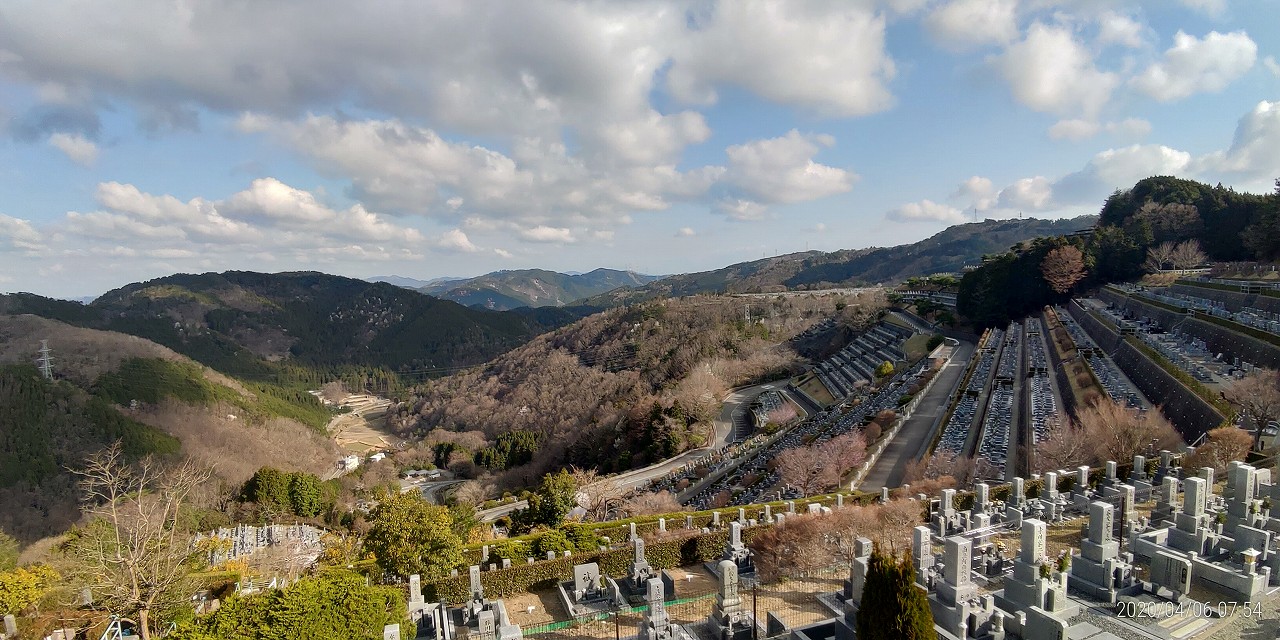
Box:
left=419, top=268, right=659, bottom=310
left=0, top=271, right=588, bottom=379
left=579, top=215, right=1098, bottom=307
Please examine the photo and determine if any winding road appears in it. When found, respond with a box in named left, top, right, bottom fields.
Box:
left=475, top=380, right=803, bottom=521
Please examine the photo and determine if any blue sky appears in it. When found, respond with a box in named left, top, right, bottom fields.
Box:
left=0, top=0, right=1277, bottom=298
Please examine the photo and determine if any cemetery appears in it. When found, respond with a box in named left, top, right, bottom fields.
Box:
left=385, top=450, right=1280, bottom=640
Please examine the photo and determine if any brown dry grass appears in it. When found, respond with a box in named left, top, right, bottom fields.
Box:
left=132, top=400, right=339, bottom=483
left=0, top=314, right=186, bottom=386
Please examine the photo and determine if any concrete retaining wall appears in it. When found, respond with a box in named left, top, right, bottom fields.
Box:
left=1067, top=301, right=1224, bottom=443
left=1100, top=287, right=1280, bottom=369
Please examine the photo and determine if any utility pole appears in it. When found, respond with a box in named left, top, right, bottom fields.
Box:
left=36, top=340, right=54, bottom=380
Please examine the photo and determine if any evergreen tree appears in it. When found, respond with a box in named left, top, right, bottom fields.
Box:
left=287, top=472, right=323, bottom=517
left=363, top=492, right=464, bottom=579
left=856, top=549, right=935, bottom=640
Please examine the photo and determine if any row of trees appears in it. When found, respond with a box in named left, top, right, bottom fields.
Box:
left=1143, top=239, right=1209, bottom=272
left=774, top=431, right=868, bottom=496
left=241, top=467, right=331, bottom=519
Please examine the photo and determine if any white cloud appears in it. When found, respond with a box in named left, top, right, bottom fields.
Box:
left=1262, top=56, right=1280, bottom=78
left=1131, top=31, right=1257, bottom=102
left=1048, top=119, right=1100, bottom=141
left=1088, top=145, right=1192, bottom=185
left=993, top=23, right=1119, bottom=117
left=676, top=227, right=696, bottom=237
left=1176, top=0, right=1226, bottom=15
left=1200, top=100, right=1280, bottom=181
left=493, top=248, right=514, bottom=259
left=886, top=199, right=965, bottom=223
left=997, top=177, right=1055, bottom=210
left=518, top=226, right=576, bottom=243
left=952, top=176, right=997, bottom=211
left=1048, top=118, right=1152, bottom=141
left=1106, top=118, right=1152, bottom=138
left=667, top=1, right=896, bottom=117
left=721, top=130, right=856, bottom=206
left=437, top=229, right=480, bottom=253
left=1095, top=12, right=1146, bottom=49
left=716, top=199, right=769, bottom=222
left=48, top=132, right=98, bottom=165
left=59, top=180, right=427, bottom=262
left=0, top=214, right=43, bottom=251
left=924, top=0, right=1019, bottom=51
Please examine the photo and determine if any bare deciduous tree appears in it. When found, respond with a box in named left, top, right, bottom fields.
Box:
left=67, top=443, right=212, bottom=640
left=621, top=491, right=684, bottom=518
left=320, top=380, right=349, bottom=404
left=1170, top=239, right=1208, bottom=270
left=1076, top=398, right=1181, bottom=464
left=775, top=432, right=867, bottom=497
left=451, top=480, right=490, bottom=507
left=569, top=467, right=625, bottom=521
left=1033, top=417, right=1093, bottom=473
left=1144, top=241, right=1178, bottom=272
left=1041, top=245, right=1088, bottom=295
left=1224, top=369, right=1280, bottom=451
left=1185, top=426, right=1252, bottom=474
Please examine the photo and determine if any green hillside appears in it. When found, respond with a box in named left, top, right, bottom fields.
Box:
left=0, top=365, right=179, bottom=541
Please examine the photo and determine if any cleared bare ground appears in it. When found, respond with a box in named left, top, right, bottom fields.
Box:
left=327, top=394, right=402, bottom=455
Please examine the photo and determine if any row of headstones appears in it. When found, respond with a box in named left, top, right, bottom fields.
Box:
left=1140, top=460, right=1280, bottom=599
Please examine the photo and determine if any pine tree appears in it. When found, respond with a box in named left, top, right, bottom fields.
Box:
left=856, top=549, right=935, bottom=640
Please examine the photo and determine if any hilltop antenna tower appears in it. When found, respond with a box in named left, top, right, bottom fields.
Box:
left=36, top=340, right=54, bottom=380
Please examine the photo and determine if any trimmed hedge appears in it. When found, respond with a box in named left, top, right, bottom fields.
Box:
left=426, top=527, right=762, bottom=603
left=459, top=492, right=883, bottom=565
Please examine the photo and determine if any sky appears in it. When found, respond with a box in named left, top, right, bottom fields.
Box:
left=0, top=0, right=1278, bottom=299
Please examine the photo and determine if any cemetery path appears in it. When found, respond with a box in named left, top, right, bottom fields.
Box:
left=858, top=340, right=976, bottom=493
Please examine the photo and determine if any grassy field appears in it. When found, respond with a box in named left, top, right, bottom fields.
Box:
left=793, top=372, right=837, bottom=407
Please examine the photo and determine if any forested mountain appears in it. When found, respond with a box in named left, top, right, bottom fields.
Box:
left=0, top=315, right=338, bottom=542
left=957, top=176, right=1280, bottom=327
left=578, top=216, right=1097, bottom=307
left=0, top=271, right=589, bottom=383
left=388, top=291, right=887, bottom=485
left=418, top=268, right=659, bottom=310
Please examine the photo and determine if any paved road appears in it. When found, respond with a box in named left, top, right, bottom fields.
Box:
left=858, top=340, right=976, bottom=493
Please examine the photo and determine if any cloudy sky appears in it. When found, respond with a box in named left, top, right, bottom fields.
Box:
left=1, top=0, right=1277, bottom=298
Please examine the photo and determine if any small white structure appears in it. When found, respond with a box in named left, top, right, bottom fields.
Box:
left=369, top=452, right=387, bottom=463
left=339, top=455, right=360, bottom=472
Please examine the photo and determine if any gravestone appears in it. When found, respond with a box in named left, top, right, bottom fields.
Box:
left=997, top=518, right=1074, bottom=619
left=721, top=521, right=753, bottom=575
left=470, top=565, right=484, bottom=601
left=639, top=577, right=687, bottom=640
left=841, top=537, right=872, bottom=606
left=913, top=526, right=935, bottom=586
left=1132, top=455, right=1147, bottom=481
left=1069, top=501, right=1138, bottom=603
left=708, top=560, right=753, bottom=640
left=409, top=574, right=423, bottom=604
left=1152, top=476, right=1179, bottom=526
left=383, top=623, right=401, bottom=640
left=973, top=483, right=990, bottom=515
left=573, top=563, right=604, bottom=601
left=1149, top=549, right=1193, bottom=602
left=3, top=615, right=15, bottom=637
left=631, top=538, right=653, bottom=587
left=937, top=536, right=976, bottom=607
